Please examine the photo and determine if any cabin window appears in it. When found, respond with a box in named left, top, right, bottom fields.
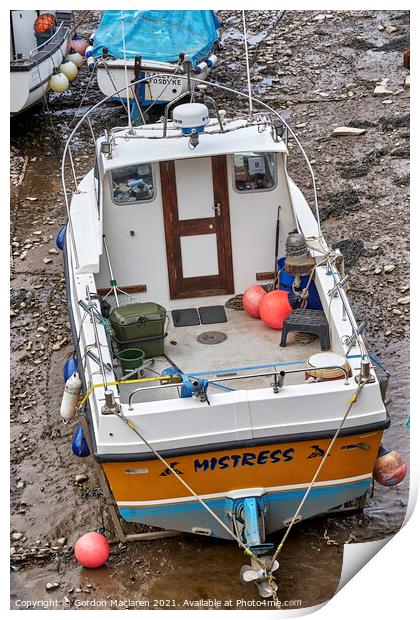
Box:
left=233, top=152, right=276, bottom=192
left=110, top=163, right=155, bottom=204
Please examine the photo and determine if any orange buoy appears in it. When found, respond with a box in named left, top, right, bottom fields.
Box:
left=259, top=290, right=291, bottom=330
left=243, top=285, right=267, bottom=318
left=74, top=532, right=110, bottom=568
left=373, top=446, right=408, bottom=487
left=34, top=13, right=56, bottom=33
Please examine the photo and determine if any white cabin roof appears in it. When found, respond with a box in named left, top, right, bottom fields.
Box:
left=99, top=119, right=288, bottom=171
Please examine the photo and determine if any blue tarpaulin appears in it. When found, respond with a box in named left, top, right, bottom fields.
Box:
left=93, top=10, right=220, bottom=66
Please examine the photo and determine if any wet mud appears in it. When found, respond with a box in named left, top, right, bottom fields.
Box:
left=10, top=9, right=409, bottom=611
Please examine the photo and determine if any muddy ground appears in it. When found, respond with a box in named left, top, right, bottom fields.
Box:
left=10, top=10, right=409, bottom=611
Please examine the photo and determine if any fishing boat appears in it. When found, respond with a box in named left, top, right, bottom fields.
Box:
left=94, top=10, right=220, bottom=117
left=10, top=10, right=72, bottom=115
left=59, top=69, right=398, bottom=594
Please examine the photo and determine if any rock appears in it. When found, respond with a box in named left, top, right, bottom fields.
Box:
left=397, top=296, right=410, bottom=305
left=392, top=308, right=402, bottom=316
left=48, top=248, right=59, bottom=255
left=374, top=267, right=382, bottom=275
left=384, top=264, right=396, bottom=274
left=43, top=258, right=52, bottom=265
left=25, top=197, right=38, bottom=202
left=75, top=474, right=88, bottom=484
left=57, top=537, right=67, bottom=546
left=378, top=24, right=385, bottom=31
left=404, top=75, right=410, bottom=89
left=385, top=25, right=398, bottom=33
left=11, top=532, right=23, bottom=541
left=16, top=481, right=25, bottom=489
left=46, top=582, right=60, bottom=591
left=332, top=126, right=366, bottom=136
left=38, top=326, right=48, bottom=333
left=374, top=85, right=393, bottom=96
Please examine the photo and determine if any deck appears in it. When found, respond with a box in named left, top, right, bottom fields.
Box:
left=113, top=294, right=323, bottom=405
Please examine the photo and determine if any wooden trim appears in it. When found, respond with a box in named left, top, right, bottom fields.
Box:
left=256, top=271, right=276, bottom=281
left=97, top=284, right=147, bottom=296
left=212, top=155, right=235, bottom=294
left=159, top=160, right=180, bottom=300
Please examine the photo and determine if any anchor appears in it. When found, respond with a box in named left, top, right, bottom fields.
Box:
left=231, top=496, right=279, bottom=597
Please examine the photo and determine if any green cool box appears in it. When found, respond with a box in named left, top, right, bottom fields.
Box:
left=109, top=302, right=167, bottom=359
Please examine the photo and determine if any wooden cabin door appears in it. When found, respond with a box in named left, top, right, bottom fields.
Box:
left=160, top=155, right=234, bottom=300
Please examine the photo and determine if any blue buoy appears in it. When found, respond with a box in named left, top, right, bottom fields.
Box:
left=72, top=425, right=90, bottom=457
left=64, top=358, right=78, bottom=382
left=56, top=224, right=67, bottom=251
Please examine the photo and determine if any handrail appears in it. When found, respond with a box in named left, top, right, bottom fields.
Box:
left=61, top=73, right=366, bottom=357
left=127, top=365, right=351, bottom=409
left=29, top=21, right=67, bottom=58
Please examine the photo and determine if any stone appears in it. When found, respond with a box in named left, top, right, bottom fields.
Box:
left=43, top=258, right=52, bottom=265
left=384, top=264, right=396, bottom=274
left=11, top=532, right=23, bottom=541
left=75, top=474, right=88, bottom=484
left=404, top=75, right=410, bottom=89
left=392, top=308, right=402, bottom=316
left=332, top=126, right=366, bottom=136
left=374, top=85, right=393, bottom=96
left=48, top=248, right=59, bottom=255
left=46, top=582, right=60, bottom=591
left=57, top=537, right=67, bottom=546
left=25, top=197, right=38, bottom=202
left=378, top=24, right=385, bottom=31
left=397, top=296, right=410, bottom=305
left=374, top=267, right=382, bottom=275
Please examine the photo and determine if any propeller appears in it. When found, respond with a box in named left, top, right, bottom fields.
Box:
left=239, top=555, right=279, bottom=598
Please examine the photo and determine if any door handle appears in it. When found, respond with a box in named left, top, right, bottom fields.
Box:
left=213, top=202, right=221, bottom=216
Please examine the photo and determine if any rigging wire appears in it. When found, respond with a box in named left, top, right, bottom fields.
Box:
left=242, top=10, right=253, bottom=115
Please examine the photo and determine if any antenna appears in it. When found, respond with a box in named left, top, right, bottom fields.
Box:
left=120, top=10, right=132, bottom=129
left=242, top=10, right=253, bottom=115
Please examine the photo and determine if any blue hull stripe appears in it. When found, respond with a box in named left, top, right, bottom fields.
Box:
left=119, top=480, right=370, bottom=540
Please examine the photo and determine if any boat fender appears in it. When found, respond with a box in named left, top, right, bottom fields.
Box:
left=56, top=224, right=67, bottom=250
left=60, top=60, right=78, bottom=82
left=60, top=372, right=82, bottom=422
left=86, top=49, right=95, bottom=72
left=206, top=54, right=217, bottom=68
left=50, top=69, right=69, bottom=94
left=72, top=424, right=90, bottom=457
left=67, top=48, right=84, bottom=69
left=64, top=357, right=78, bottom=382
left=194, top=61, right=208, bottom=75
left=373, top=445, right=408, bottom=487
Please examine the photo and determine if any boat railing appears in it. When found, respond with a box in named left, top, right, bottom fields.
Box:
left=29, top=21, right=67, bottom=59
left=127, top=365, right=352, bottom=409
left=61, top=72, right=368, bottom=363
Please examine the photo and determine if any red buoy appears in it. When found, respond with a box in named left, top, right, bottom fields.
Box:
left=259, top=290, right=292, bottom=330
left=374, top=448, right=408, bottom=487
left=243, top=285, right=267, bottom=318
left=74, top=532, right=110, bottom=568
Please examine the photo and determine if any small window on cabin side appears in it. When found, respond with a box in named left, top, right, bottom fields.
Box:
left=111, top=163, right=154, bottom=204
left=233, top=152, right=276, bottom=192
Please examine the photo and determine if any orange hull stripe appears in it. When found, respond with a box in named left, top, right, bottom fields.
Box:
left=103, top=431, right=383, bottom=503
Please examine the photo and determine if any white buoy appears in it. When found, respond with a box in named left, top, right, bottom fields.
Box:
left=60, top=60, right=78, bottom=82
left=60, top=372, right=82, bottom=422
left=67, top=49, right=84, bottom=69
left=50, top=68, right=69, bottom=93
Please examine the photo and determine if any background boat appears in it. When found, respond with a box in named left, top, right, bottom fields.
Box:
left=10, top=10, right=72, bottom=115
